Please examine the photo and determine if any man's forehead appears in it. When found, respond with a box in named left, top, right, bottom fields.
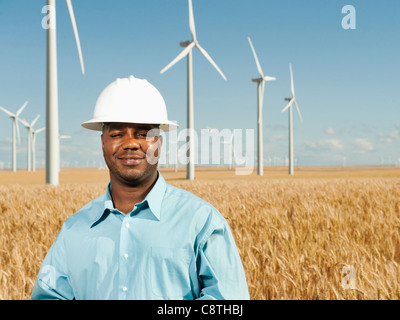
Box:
left=104, top=122, right=159, bottom=130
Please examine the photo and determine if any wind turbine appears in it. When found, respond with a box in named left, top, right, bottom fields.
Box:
left=58, top=134, right=71, bottom=172
left=45, top=0, right=85, bottom=185
left=0, top=101, right=28, bottom=172
left=19, top=115, right=40, bottom=172
left=281, top=63, right=303, bottom=175
left=32, top=127, right=46, bottom=172
left=247, top=37, right=276, bottom=176
left=160, top=0, right=227, bottom=180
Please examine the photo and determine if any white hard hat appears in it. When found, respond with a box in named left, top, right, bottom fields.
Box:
left=82, top=75, right=178, bottom=132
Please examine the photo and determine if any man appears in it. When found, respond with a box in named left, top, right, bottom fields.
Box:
left=31, top=75, right=249, bottom=300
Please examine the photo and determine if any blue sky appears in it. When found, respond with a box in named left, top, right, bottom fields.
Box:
left=0, top=0, right=399, bottom=169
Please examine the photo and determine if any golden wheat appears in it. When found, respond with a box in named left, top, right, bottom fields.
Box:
left=1, top=169, right=400, bottom=299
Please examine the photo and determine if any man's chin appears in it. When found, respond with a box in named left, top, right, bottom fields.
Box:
left=111, top=166, right=158, bottom=186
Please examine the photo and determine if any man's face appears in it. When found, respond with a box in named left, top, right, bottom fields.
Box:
left=101, top=122, right=162, bottom=186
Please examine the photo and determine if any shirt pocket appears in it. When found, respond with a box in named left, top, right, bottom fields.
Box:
left=150, top=246, right=192, bottom=298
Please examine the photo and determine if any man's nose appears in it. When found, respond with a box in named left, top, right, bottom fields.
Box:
left=121, top=134, right=140, bottom=150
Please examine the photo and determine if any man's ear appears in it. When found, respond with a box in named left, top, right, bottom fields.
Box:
left=101, top=134, right=104, bottom=153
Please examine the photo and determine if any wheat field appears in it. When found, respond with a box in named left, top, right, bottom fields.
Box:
left=1, top=166, right=400, bottom=299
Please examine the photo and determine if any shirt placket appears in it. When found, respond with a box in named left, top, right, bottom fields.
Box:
left=118, top=213, right=132, bottom=299
left=117, top=205, right=143, bottom=299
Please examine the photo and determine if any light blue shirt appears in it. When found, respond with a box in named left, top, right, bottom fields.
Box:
left=31, top=172, right=249, bottom=300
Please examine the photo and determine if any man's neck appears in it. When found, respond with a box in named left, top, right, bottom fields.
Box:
left=109, top=172, right=158, bottom=214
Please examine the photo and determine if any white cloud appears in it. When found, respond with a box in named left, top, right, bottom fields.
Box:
left=389, top=130, right=400, bottom=140
left=378, top=132, right=392, bottom=143
left=320, top=139, right=344, bottom=150
left=353, top=138, right=374, bottom=153
left=324, top=127, right=336, bottom=135
left=268, top=135, right=285, bottom=142
left=305, top=139, right=344, bottom=151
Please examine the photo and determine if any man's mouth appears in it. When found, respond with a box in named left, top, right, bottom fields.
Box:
left=117, top=156, right=145, bottom=166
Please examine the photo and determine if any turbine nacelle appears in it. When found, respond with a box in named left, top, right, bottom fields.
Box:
left=180, top=40, right=193, bottom=47
left=252, top=76, right=277, bottom=83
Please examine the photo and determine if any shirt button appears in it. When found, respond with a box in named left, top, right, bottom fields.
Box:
left=122, top=286, right=128, bottom=292
left=124, top=254, right=129, bottom=259
left=125, top=223, right=130, bottom=228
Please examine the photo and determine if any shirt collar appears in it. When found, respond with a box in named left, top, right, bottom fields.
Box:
left=91, top=171, right=166, bottom=228
left=143, top=171, right=166, bottom=221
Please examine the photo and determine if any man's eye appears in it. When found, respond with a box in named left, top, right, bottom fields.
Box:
left=110, top=133, right=122, bottom=137
left=137, top=132, right=149, bottom=138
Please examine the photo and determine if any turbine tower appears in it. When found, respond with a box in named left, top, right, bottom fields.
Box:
left=281, top=63, right=302, bottom=175
left=19, top=115, right=40, bottom=171
left=58, top=134, right=71, bottom=172
left=32, top=127, right=46, bottom=172
left=45, top=0, right=85, bottom=185
left=160, top=0, right=227, bottom=180
left=247, top=37, right=276, bottom=176
left=0, top=102, right=28, bottom=172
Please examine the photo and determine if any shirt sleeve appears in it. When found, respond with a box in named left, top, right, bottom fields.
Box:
left=31, top=225, right=75, bottom=300
left=196, top=218, right=250, bottom=300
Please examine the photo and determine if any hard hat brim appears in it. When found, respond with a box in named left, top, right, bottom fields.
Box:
left=81, top=119, right=179, bottom=132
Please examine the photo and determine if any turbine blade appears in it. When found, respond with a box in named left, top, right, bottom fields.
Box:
left=281, top=99, right=293, bottom=113
left=31, top=114, right=40, bottom=127
left=160, top=42, right=195, bottom=74
left=247, top=37, right=264, bottom=78
left=36, top=127, right=46, bottom=134
left=195, top=43, right=227, bottom=80
left=263, top=76, right=276, bottom=82
left=66, top=0, right=85, bottom=75
left=18, top=118, right=30, bottom=128
left=0, top=106, right=15, bottom=117
left=16, top=101, right=28, bottom=116
left=289, top=63, right=295, bottom=97
left=294, top=99, right=303, bottom=122
left=188, top=0, right=197, bottom=41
